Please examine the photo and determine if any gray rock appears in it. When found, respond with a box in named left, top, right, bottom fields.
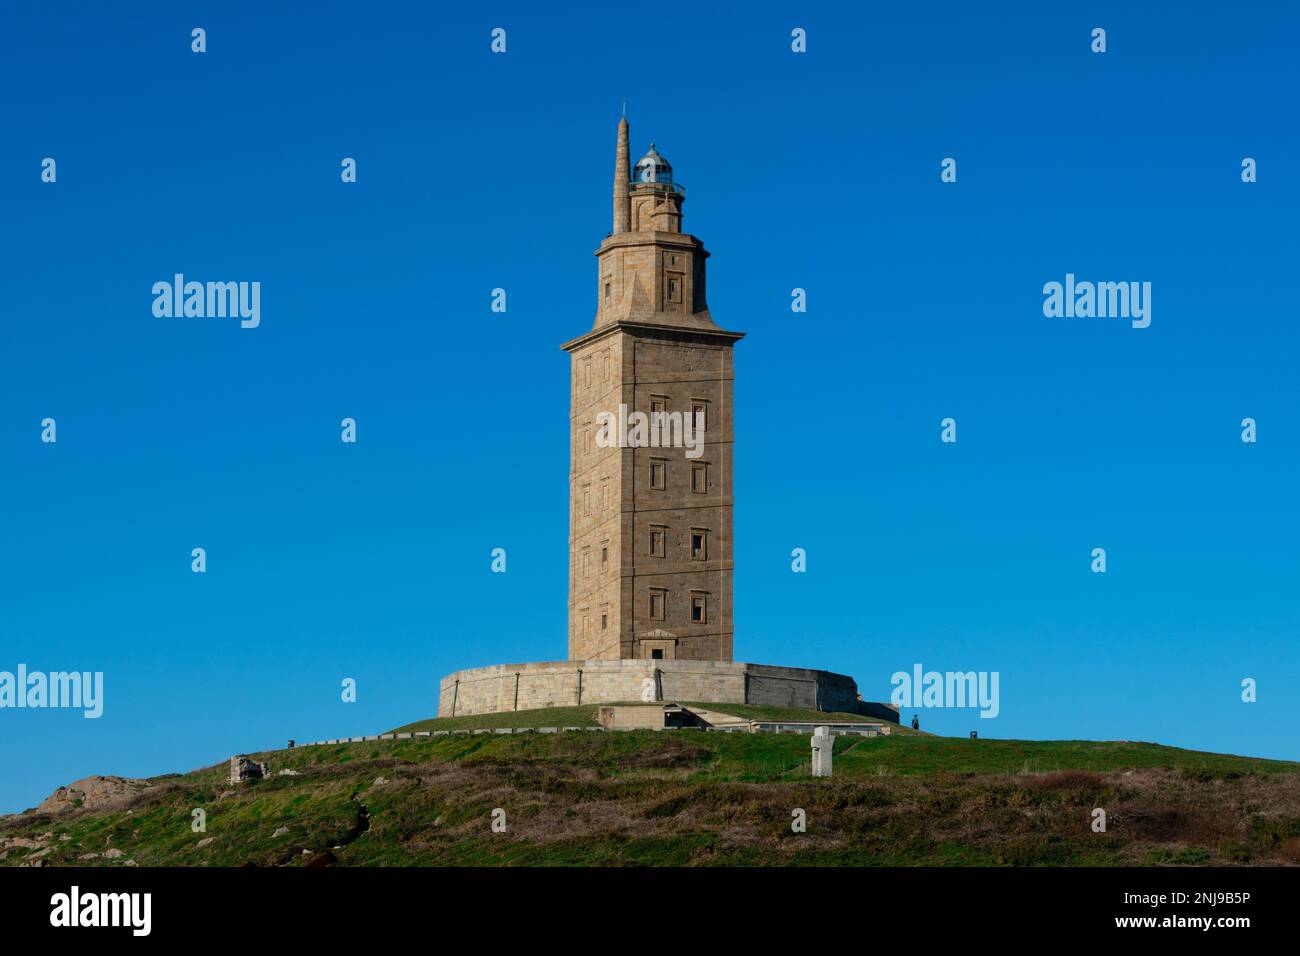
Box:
left=229, top=755, right=270, bottom=785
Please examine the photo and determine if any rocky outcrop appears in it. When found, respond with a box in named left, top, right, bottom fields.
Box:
left=36, top=776, right=150, bottom=814
left=229, top=756, right=269, bottom=784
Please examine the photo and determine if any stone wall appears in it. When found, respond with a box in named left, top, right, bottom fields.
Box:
left=565, top=326, right=739, bottom=664
left=437, top=659, right=871, bottom=718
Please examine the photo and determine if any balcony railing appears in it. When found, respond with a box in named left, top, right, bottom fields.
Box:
left=630, top=180, right=685, bottom=196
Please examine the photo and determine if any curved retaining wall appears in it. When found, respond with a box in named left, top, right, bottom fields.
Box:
left=437, top=659, right=865, bottom=717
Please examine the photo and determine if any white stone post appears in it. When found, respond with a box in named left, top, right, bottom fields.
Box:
left=811, top=726, right=833, bottom=777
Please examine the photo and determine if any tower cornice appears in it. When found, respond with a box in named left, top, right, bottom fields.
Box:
left=560, top=319, right=744, bottom=354
left=595, top=232, right=709, bottom=258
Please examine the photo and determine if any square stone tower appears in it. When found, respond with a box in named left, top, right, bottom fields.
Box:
left=562, top=118, right=744, bottom=662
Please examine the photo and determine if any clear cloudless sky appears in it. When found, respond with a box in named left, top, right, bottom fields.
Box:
left=2, top=1, right=1297, bottom=813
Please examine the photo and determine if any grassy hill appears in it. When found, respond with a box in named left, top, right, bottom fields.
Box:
left=4, top=706, right=1299, bottom=867
left=388, top=702, right=886, bottom=735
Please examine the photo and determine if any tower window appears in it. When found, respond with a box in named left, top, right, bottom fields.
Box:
left=691, top=531, right=706, bottom=560
left=601, top=613, right=608, bottom=631
left=651, top=648, right=664, bottom=659
left=604, top=282, right=610, bottom=302
left=691, top=594, right=706, bottom=624
left=666, top=273, right=684, bottom=304
left=649, top=458, right=666, bottom=490
left=650, top=526, right=666, bottom=558
left=650, top=398, right=667, bottom=434
left=649, top=589, right=666, bottom=620
left=691, top=463, right=707, bottom=494
left=601, top=545, right=608, bottom=566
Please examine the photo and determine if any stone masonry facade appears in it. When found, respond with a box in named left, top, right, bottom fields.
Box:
left=562, top=117, right=743, bottom=663
left=438, top=659, right=864, bottom=718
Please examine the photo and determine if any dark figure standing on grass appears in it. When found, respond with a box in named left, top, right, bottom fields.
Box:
left=911, top=715, right=919, bottom=731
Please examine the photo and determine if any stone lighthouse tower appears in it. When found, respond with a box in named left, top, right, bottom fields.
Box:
left=562, top=117, right=744, bottom=662
left=435, top=117, right=878, bottom=718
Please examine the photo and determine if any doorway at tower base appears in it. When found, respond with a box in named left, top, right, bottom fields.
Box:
left=437, top=658, right=898, bottom=721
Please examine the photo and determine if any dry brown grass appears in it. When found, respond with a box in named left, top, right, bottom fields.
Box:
left=1025, top=770, right=1106, bottom=792
left=1280, top=838, right=1300, bottom=864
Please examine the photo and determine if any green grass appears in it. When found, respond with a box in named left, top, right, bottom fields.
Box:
left=390, top=705, right=601, bottom=734
left=5, top=717, right=1298, bottom=868
left=832, top=735, right=1298, bottom=776
left=390, top=702, right=898, bottom=736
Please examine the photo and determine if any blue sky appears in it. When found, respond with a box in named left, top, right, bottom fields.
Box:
left=2, top=1, right=1297, bottom=813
